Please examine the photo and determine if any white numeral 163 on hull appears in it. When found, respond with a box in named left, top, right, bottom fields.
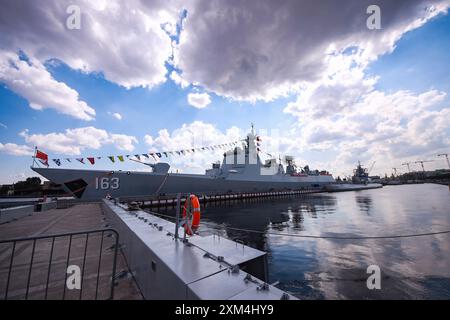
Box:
left=95, top=177, right=120, bottom=190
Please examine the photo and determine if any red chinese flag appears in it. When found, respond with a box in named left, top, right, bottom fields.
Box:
left=36, top=150, right=48, bottom=166
left=87, top=157, right=95, bottom=165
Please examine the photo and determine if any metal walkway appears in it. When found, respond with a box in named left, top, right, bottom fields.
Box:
left=0, top=203, right=142, bottom=300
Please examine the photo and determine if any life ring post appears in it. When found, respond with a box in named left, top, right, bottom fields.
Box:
left=182, top=193, right=201, bottom=238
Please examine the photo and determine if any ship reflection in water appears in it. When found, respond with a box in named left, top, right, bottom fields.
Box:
left=152, top=183, right=450, bottom=299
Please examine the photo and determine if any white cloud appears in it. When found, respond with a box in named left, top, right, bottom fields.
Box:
left=283, top=83, right=450, bottom=176
left=0, top=50, right=96, bottom=120
left=284, top=52, right=377, bottom=120
left=144, top=121, right=242, bottom=172
left=19, top=127, right=138, bottom=155
left=187, top=92, right=211, bottom=108
left=144, top=134, right=154, bottom=145
left=108, top=112, right=123, bottom=120
left=0, top=143, right=34, bottom=156
left=0, top=0, right=183, bottom=121
left=0, top=0, right=182, bottom=89
left=110, top=134, right=138, bottom=152
left=175, top=0, right=449, bottom=101
left=170, top=71, right=190, bottom=89
left=0, top=122, right=7, bottom=129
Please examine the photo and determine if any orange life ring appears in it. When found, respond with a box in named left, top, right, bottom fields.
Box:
left=182, top=194, right=201, bottom=235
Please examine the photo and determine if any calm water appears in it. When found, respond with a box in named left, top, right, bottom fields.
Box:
left=155, top=184, right=450, bottom=299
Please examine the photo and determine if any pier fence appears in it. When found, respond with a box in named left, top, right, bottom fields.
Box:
left=0, top=228, right=119, bottom=300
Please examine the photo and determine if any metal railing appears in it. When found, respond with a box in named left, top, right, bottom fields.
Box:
left=0, top=228, right=119, bottom=300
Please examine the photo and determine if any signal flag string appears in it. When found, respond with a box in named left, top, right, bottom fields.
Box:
left=33, top=138, right=247, bottom=167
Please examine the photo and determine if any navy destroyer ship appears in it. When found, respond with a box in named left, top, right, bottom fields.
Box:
left=325, top=161, right=382, bottom=192
left=31, top=129, right=335, bottom=200
left=352, top=161, right=370, bottom=184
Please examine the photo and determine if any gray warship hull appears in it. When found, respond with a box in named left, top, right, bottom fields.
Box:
left=31, top=167, right=335, bottom=200
left=31, top=129, right=337, bottom=200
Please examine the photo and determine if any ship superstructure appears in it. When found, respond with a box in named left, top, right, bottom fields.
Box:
left=352, top=161, right=370, bottom=184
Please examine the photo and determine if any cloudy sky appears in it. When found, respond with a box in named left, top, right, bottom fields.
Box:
left=1, top=0, right=450, bottom=183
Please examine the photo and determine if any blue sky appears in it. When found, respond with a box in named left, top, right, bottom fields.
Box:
left=1, top=0, right=450, bottom=183
left=368, top=12, right=450, bottom=94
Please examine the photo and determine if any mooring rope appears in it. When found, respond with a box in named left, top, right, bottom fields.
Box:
left=153, top=172, right=170, bottom=195
left=147, top=211, right=450, bottom=240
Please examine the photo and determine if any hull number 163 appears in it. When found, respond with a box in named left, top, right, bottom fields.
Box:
left=95, top=177, right=120, bottom=190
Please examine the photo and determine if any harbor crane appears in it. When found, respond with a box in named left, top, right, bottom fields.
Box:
left=414, top=160, right=434, bottom=172
left=437, top=153, right=450, bottom=169
left=401, top=162, right=412, bottom=173
left=368, top=161, right=376, bottom=175
left=392, top=167, right=399, bottom=176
